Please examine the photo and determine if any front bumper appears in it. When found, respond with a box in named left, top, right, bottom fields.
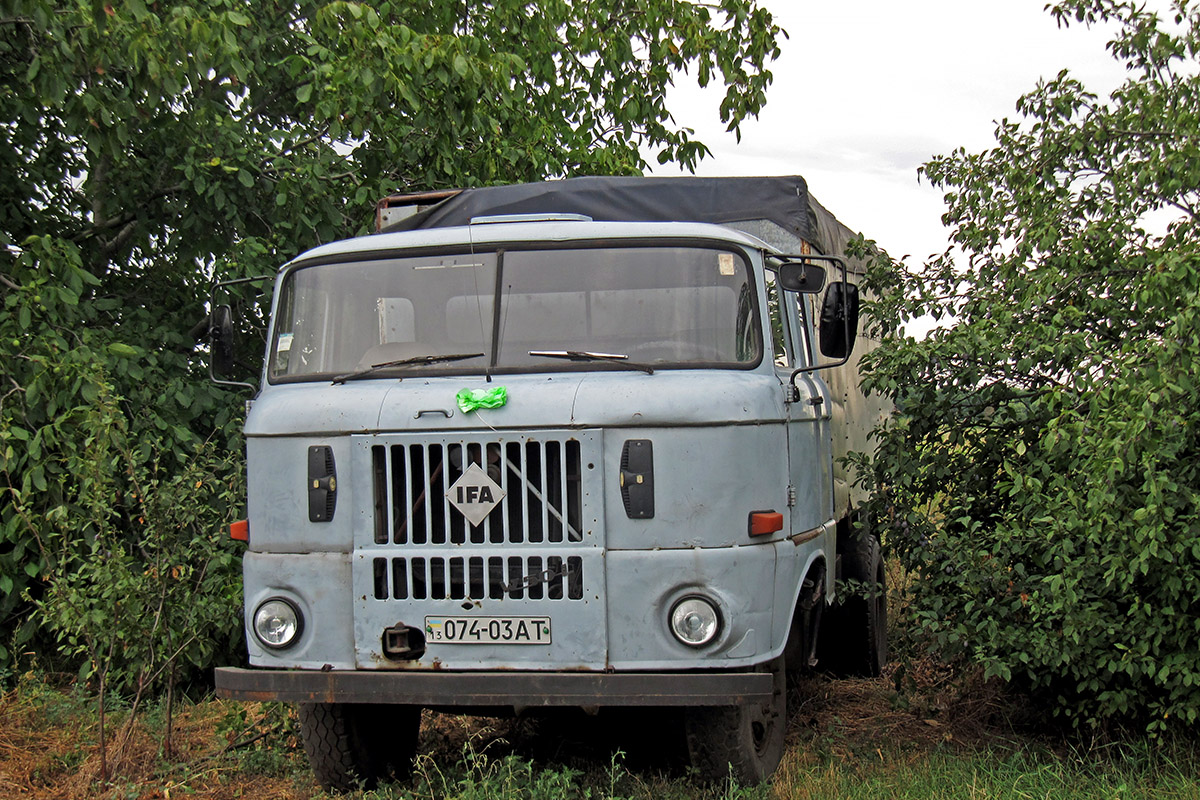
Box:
left=214, top=666, right=772, bottom=707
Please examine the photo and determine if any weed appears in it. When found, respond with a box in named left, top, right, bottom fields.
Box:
left=12, top=669, right=96, bottom=727
left=3, top=680, right=1200, bottom=799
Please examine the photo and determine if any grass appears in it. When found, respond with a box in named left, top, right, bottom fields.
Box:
left=771, top=748, right=1200, bottom=800
left=1, top=666, right=1199, bottom=800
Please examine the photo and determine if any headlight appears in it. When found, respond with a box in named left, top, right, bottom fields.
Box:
left=253, top=598, right=303, bottom=649
left=670, top=596, right=721, bottom=647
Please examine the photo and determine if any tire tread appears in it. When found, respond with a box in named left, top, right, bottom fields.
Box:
left=298, top=702, right=420, bottom=791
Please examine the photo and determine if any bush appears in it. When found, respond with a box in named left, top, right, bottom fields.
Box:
left=857, top=0, right=1200, bottom=730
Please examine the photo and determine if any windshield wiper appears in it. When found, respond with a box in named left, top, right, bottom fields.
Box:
left=528, top=350, right=655, bottom=375
left=332, top=352, right=485, bottom=384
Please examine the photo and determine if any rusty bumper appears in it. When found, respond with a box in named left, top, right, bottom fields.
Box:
left=214, top=667, right=772, bottom=707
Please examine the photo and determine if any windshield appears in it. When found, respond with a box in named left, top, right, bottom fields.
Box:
left=268, top=245, right=760, bottom=382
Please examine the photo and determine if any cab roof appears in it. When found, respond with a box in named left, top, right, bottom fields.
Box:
left=287, top=218, right=772, bottom=270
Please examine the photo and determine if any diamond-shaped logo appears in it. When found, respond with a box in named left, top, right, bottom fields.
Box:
left=446, top=463, right=506, bottom=526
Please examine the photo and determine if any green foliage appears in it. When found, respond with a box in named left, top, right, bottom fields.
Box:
left=857, top=0, right=1200, bottom=730
left=0, top=235, right=245, bottom=674
left=794, top=743, right=1200, bottom=800
left=37, top=438, right=244, bottom=695
left=216, top=703, right=305, bottom=779
left=0, top=0, right=782, bottom=680
left=400, top=736, right=766, bottom=800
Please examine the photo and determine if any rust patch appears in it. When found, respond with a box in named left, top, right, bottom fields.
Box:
left=367, top=652, right=405, bottom=668
left=790, top=527, right=823, bottom=546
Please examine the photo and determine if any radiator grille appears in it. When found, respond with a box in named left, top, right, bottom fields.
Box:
left=371, top=439, right=585, bottom=546
left=372, top=555, right=585, bottom=601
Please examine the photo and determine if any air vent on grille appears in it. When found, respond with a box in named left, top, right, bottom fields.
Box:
left=372, top=556, right=584, bottom=601
left=371, top=439, right=584, bottom=545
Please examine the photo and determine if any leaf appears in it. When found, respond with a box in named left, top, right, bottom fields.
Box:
left=29, top=466, right=46, bottom=492
left=296, top=83, right=313, bottom=103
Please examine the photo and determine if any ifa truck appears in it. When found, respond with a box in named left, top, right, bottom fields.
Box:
left=213, top=175, right=889, bottom=788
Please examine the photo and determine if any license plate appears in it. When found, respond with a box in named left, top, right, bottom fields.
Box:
left=425, top=616, right=551, bottom=645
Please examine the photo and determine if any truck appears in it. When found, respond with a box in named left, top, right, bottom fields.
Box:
left=213, top=175, right=890, bottom=788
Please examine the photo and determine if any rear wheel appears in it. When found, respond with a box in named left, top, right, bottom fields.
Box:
left=298, top=702, right=420, bottom=791
left=820, top=523, right=888, bottom=676
left=683, top=656, right=786, bottom=784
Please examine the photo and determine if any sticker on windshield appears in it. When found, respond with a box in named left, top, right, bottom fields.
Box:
left=718, top=253, right=736, bottom=276
left=277, top=333, right=294, bottom=351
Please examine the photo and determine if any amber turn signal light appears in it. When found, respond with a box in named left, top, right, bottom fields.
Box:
left=748, top=511, right=783, bottom=537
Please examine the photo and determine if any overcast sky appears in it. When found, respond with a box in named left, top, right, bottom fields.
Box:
left=650, top=0, right=1140, bottom=264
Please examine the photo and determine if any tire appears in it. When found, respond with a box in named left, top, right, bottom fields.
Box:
left=298, top=703, right=420, bottom=791
left=783, top=567, right=825, bottom=708
left=683, top=656, right=786, bottom=784
left=819, top=526, right=888, bottom=677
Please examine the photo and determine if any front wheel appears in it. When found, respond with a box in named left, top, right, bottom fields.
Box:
left=298, top=702, right=420, bottom=791
left=819, top=526, right=888, bottom=677
left=683, top=656, right=786, bottom=784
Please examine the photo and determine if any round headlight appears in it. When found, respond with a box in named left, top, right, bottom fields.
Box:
left=670, top=596, right=721, bottom=647
left=253, top=598, right=303, bottom=650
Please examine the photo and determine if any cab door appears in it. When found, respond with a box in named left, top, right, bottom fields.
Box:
left=765, top=271, right=833, bottom=536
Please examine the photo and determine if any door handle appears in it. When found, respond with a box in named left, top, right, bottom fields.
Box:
left=413, top=408, right=454, bottom=419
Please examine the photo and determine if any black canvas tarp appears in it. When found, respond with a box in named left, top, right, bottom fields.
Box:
left=380, top=175, right=867, bottom=272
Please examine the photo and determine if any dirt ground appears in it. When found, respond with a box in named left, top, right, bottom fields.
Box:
left=0, top=660, right=1020, bottom=800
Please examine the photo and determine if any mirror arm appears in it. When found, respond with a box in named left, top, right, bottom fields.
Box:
left=788, top=255, right=853, bottom=391
left=209, top=275, right=274, bottom=393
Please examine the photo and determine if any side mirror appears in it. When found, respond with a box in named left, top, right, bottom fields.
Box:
left=211, top=304, right=237, bottom=376
left=818, top=281, right=860, bottom=359
left=778, top=261, right=826, bottom=293
left=208, top=274, right=273, bottom=392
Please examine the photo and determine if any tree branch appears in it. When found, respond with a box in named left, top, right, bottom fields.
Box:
left=266, top=124, right=333, bottom=163
left=72, top=183, right=184, bottom=243
left=89, top=154, right=112, bottom=230
left=100, top=219, right=139, bottom=257
left=1166, top=198, right=1199, bottom=221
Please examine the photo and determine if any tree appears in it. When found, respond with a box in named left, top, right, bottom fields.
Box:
left=858, top=0, right=1200, bottom=729
left=0, top=0, right=783, bottom=679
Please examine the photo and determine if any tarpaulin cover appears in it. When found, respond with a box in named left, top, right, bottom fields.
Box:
left=381, top=175, right=868, bottom=273
left=387, top=175, right=811, bottom=235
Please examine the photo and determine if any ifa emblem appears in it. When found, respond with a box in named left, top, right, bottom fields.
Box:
left=445, top=463, right=506, bottom=526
